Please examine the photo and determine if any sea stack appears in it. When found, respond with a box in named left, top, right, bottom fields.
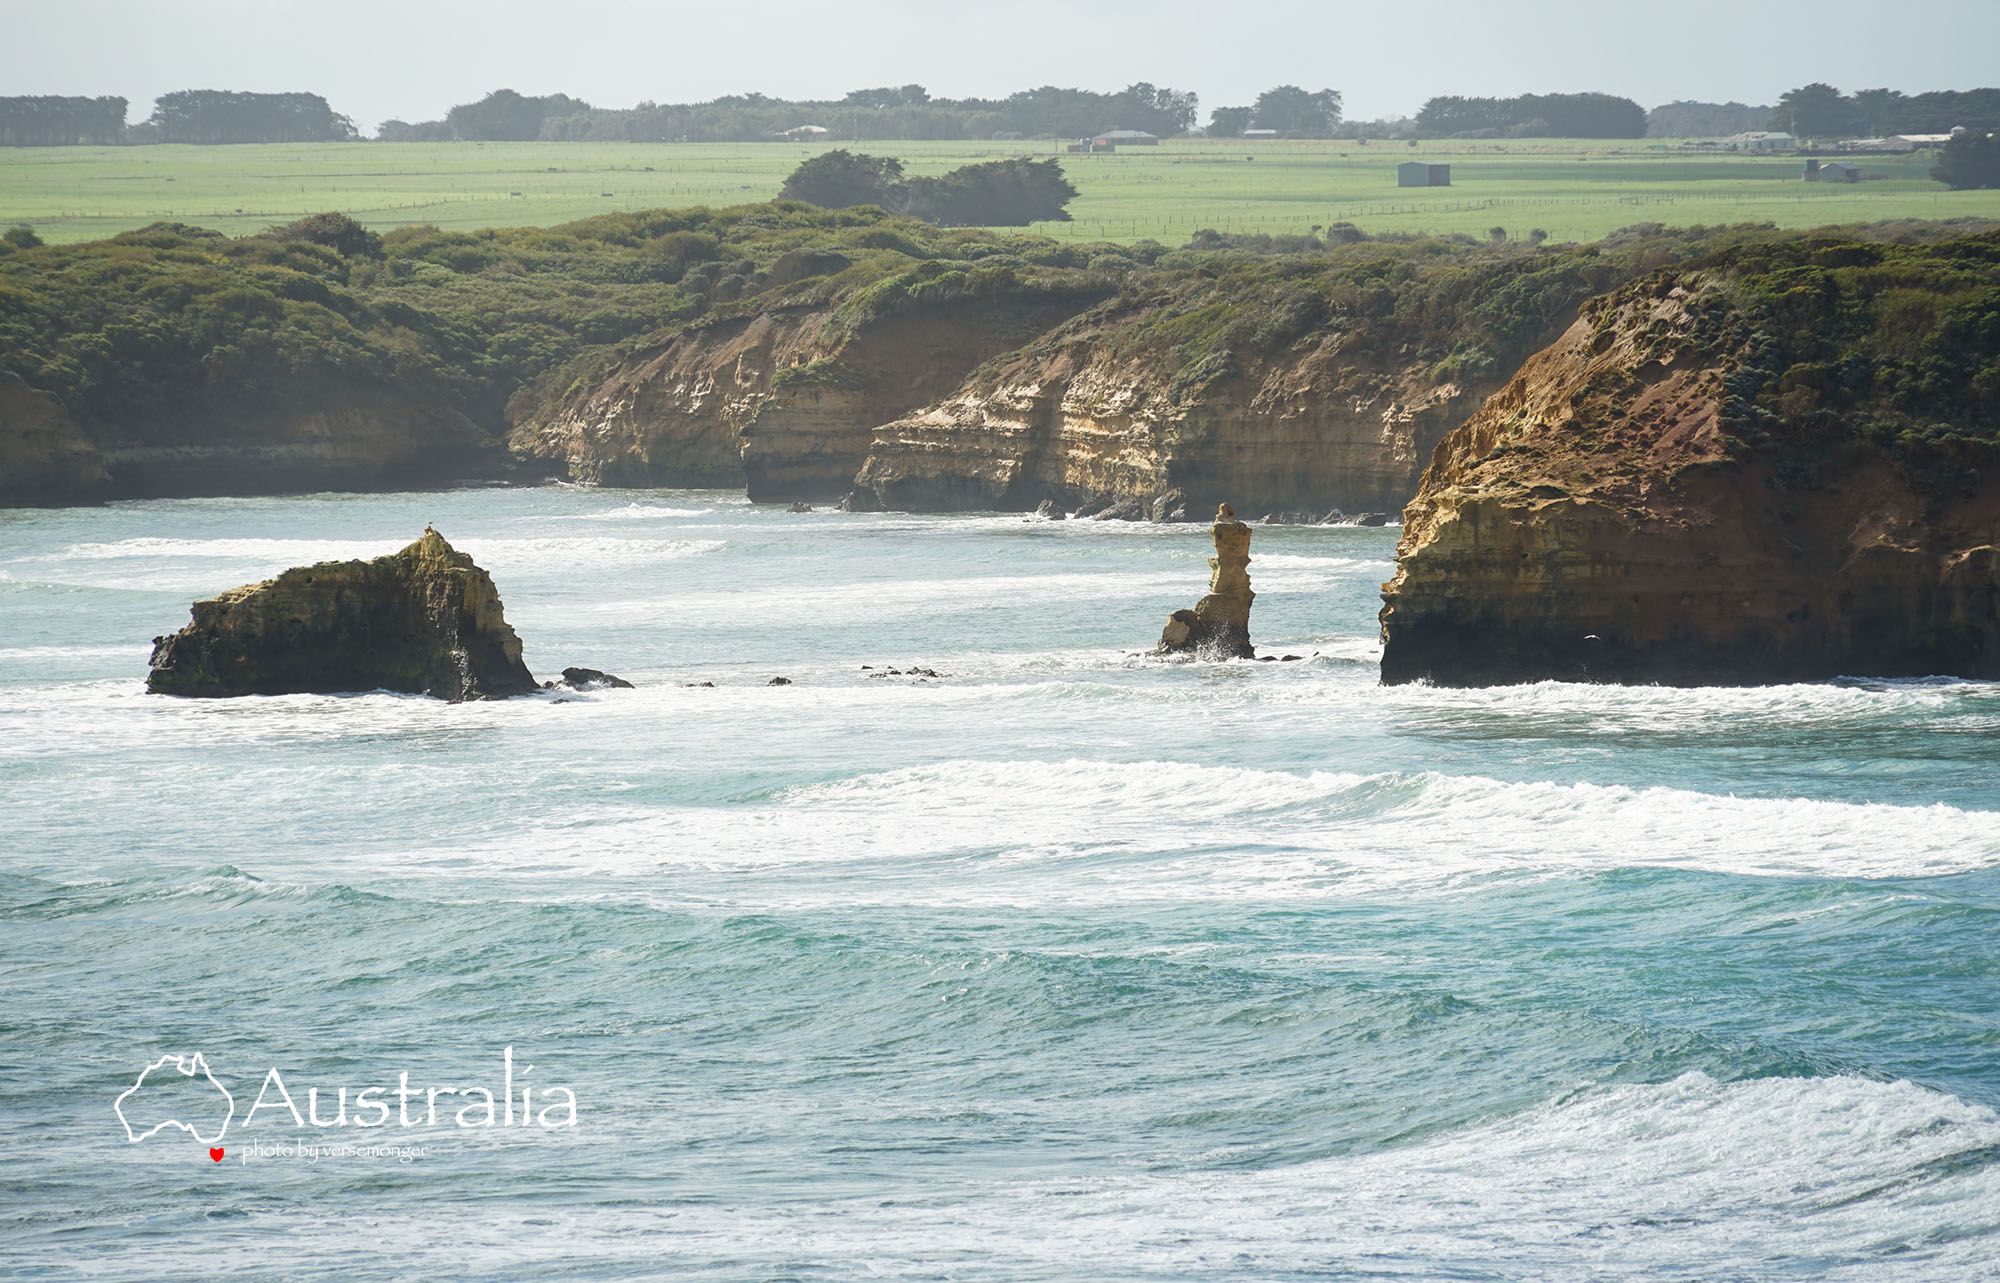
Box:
left=1158, top=503, right=1256, bottom=658
left=147, top=528, right=539, bottom=700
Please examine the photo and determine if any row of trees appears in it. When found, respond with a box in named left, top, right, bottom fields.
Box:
left=0, top=96, right=128, bottom=146
left=777, top=151, right=1077, bottom=225
left=1414, top=93, right=1647, bottom=138
left=1206, top=87, right=1343, bottom=137
left=141, top=91, right=356, bottom=144
left=382, top=84, right=1199, bottom=144
left=1770, top=84, right=2000, bottom=140
left=0, top=92, right=356, bottom=145
left=1644, top=101, right=1773, bottom=139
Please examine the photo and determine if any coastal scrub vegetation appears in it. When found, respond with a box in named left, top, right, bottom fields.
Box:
left=3, top=198, right=1994, bottom=466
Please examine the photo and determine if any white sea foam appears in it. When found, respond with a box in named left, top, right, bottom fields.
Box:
left=100, top=1073, right=2000, bottom=1281
left=388, top=757, right=2000, bottom=902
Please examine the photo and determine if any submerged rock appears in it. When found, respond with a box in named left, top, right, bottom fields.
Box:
left=1158, top=503, right=1256, bottom=659
left=146, top=528, right=538, bottom=700
left=551, top=667, right=634, bottom=690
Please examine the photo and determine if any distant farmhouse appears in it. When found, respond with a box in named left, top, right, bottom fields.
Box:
left=1067, top=128, right=1160, bottom=154
left=778, top=124, right=829, bottom=141
left=1242, top=129, right=1280, bottom=139
left=1398, top=161, right=1451, bottom=187
left=1839, top=130, right=1963, bottom=153
left=1724, top=130, right=1794, bottom=151
left=1805, top=159, right=1862, bottom=182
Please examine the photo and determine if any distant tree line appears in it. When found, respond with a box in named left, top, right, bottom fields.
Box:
left=1644, top=101, right=1773, bottom=139
left=138, top=91, right=356, bottom=144
left=380, top=84, right=1199, bottom=143
left=777, top=150, right=1077, bottom=225
left=0, top=96, right=127, bottom=146
left=1415, top=93, right=1646, bottom=138
left=1769, top=84, right=2000, bottom=139
left=1205, top=86, right=1343, bottom=137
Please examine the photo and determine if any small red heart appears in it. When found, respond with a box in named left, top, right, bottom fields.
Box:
left=209, top=1147, right=224, bottom=1162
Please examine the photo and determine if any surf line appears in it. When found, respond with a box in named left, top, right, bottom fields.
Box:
left=239, top=1047, right=576, bottom=1130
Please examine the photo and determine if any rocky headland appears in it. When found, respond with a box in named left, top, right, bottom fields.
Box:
left=1381, top=232, right=2000, bottom=685
left=147, top=528, right=540, bottom=700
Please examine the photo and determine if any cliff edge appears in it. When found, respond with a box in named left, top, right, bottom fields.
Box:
left=1381, top=234, right=2000, bottom=685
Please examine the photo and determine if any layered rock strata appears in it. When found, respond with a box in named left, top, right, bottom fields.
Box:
left=846, top=309, right=1493, bottom=517
left=513, top=294, right=1104, bottom=500
left=1159, top=503, right=1256, bottom=658
left=1380, top=268, right=2000, bottom=686
left=147, top=528, right=538, bottom=700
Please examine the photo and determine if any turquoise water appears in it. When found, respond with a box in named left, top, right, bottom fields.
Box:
left=3, top=487, right=1998, bottom=1280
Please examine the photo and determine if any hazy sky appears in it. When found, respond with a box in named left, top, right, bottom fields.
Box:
left=4, top=0, right=1997, bottom=134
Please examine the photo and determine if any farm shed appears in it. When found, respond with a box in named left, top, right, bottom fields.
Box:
left=1092, top=129, right=1159, bottom=146
left=1397, top=161, right=1451, bottom=187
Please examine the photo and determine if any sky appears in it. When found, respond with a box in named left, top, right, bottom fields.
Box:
left=3, top=0, right=1997, bottom=134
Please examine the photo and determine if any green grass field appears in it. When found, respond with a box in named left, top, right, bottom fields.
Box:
left=4, top=137, right=1996, bottom=247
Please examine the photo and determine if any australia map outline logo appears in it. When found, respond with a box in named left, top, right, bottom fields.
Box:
left=115, top=1052, right=236, bottom=1144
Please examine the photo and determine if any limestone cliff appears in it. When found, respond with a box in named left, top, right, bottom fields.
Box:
left=1381, top=236, right=2000, bottom=685
left=98, top=382, right=509, bottom=499
left=847, top=296, right=1489, bottom=516
left=0, top=383, right=109, bottom=506
left=511, top=294, right=1103, bottom=500
left=148, top=528, right=538, bottom=700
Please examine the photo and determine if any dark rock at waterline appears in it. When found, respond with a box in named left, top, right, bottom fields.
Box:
left=788, top=501, right=813, bottom=513
left=146, top=528, right=538, bottom=701
left=767, top=676, right=793, bottom=685
left=1034, top=499, right=1066, bottom=520
left=550, top=667, right=634, bottom=690
left=1092, top=496, right=1150, bottom=522
left=1353, top=512, right=1392, bottom=527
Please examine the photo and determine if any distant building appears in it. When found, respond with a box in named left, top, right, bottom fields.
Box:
left=1397, top=161, right=1451, bottom=187
left=778, top=124, right=829, bottom=140
left=1241, top=129, right=1279, bottom=139
left=1812, top=160, right=1862, bottom=182
left=1887, top=133, right=1956, bottom=149
left=1092, top=129, right=1158, bottom=146
left=1066, top=139, right=1117, bottom=154
left=1724, top=130, right=1794, bottom=151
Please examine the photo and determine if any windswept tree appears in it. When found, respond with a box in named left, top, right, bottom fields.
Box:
left=1252, top=86, right=1343, bottom=135
left=778, top=150, right=906, bottom=209
left=1206, top=106, right=1252, bottom=137
left=1771, top=83, right=1856, bottom=140
left=1933, top=131, right=2000, bottom=189
left=146, top=91, right=355, bottom=143
left=899, top=157, right=1077, bottom=226
left=779, top=152, right=1076, bottom=225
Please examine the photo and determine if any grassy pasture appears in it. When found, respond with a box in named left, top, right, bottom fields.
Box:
left=3, top=137, right=1996, bottom=247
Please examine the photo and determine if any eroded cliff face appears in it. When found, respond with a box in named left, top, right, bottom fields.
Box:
left=511, top=294, right=1104, bottom=499
left=847, top=303, right=1495, bottom=516
left=0, top=383, right=109, bottom=506
left=1380, top=275, right=2000, bottom=685
left=101, top=383, right=508, bottom=499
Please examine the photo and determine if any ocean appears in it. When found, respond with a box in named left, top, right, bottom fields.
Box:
left=3, top=486, right=1997, bottom=1280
